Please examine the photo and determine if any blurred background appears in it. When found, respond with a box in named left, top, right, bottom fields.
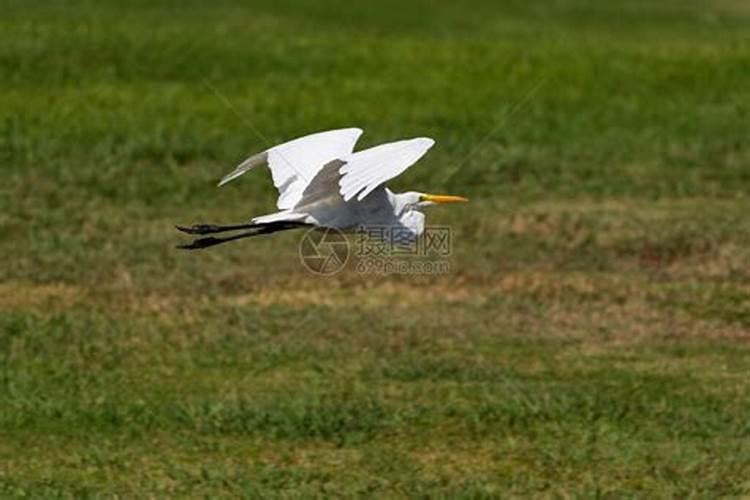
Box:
left=1, top=0, right=749, bottom=496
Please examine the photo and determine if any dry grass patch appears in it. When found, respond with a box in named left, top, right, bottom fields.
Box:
left=0, top=282, right=84, bottom=311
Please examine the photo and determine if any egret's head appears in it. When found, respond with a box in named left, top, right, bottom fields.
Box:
left=392, top=191, right=467, bottom=238
left=393, top=191, right=468, bottom=216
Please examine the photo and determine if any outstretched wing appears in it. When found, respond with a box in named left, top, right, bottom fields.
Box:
left=219, top=127, right=363, bottom=209
left=338, top=138, right=434, bottom=202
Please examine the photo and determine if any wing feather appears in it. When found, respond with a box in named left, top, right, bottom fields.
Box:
left=337, top=138, right=434, bottom=201
left=219, top=127, right=363, bottom=209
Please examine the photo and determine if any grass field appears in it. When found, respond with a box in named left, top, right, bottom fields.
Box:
left=2, top=0, right=750, bottom=497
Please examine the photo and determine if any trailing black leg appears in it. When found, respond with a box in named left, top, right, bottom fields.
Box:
left=176, top=222, right=310, bottom=250
left=175, top=222, right=264, bottom=235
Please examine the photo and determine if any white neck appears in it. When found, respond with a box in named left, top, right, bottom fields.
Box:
left=388, top=189, right=425, bottom=237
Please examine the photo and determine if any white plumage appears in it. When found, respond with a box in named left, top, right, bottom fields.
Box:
left=338, top=137, right=435, bottom=202
left=177, top=128, right=466, bottom=250
left=218, top=127, right=363, bottom=208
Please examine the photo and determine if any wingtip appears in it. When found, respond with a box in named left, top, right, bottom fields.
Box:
left=217, top=172, right=238, bottom=187
left=334, top=126, right=363, bottom=135
left=217, top=151, right=268, bottom=187
left=421, top=137, right=436, bottom=148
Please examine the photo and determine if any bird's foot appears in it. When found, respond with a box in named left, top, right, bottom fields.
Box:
left=175, top=224, right=222, bottom=235
left=176, top=236, right=223, bottom=250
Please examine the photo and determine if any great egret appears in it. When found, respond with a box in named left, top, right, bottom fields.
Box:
left=176, top=128, right=467, bottom=249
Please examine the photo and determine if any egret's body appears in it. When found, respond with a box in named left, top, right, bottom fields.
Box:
left=253, top=184, right=422, bottom=236
left=177, top=128, right=466, bottom=249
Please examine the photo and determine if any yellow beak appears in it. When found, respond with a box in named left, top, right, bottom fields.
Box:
left=421, top=193, right=469, bottom=204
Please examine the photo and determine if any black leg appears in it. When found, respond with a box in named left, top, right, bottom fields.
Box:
left=175, top=222, right=264, bottom=235
left=176, top=222, right=310, bottom=250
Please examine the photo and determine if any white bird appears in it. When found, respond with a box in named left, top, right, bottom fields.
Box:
left=177, top=127, right=467, bottom=249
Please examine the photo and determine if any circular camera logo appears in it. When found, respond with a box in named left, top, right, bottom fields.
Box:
left=298, top=227, right=349, bottom=275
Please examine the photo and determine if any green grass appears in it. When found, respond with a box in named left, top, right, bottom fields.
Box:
left=2, top=0, right=750, bottom=497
